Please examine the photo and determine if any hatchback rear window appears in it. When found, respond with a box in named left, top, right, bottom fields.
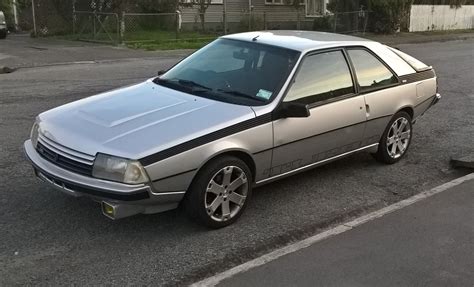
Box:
left=387, top=46, right=430, bottom=72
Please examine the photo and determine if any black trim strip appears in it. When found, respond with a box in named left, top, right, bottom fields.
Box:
left=152, top=169, right=197, bottom=183
left=400, top=69, right=436, bottom=84
left=270, top=114, right=392, bottom=151
left=253, top=147, right=273, bottom=155
left=32, top=166, right=149, bottom=201
left=139, top=113, right=273, bottom=166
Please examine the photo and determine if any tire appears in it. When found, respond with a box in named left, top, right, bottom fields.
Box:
left=373, top=111, right=413, bottom=164
left=0, top=31, right=6, bottom=39
left=184, top=156, right=253, bottom=228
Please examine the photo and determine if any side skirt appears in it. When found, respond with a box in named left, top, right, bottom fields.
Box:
left=255, top=143, right=379, bottom=187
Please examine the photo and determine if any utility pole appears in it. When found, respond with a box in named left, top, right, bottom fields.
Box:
left=31, top=0, right=37, bottom=36
left=223, top=0, right=227, bottom=34
left=12, top=0, right=19, bottom=31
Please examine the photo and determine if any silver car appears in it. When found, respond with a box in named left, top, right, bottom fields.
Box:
left=24, top=31, right=440, bottom=228
left=0, top=11, right=7, bottom=39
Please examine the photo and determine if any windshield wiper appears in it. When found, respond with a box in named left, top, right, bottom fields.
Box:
left=216, top=89, right=266, bottom=102
left=177, top=79, right=212, bottom=91
left=154, top=78, right=211, bottom=92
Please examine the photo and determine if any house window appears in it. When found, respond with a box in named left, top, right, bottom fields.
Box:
left=265, top=0, right=283, bottom=4
left=265, top=0, right=304, bottom=5
left=181, top=0, right=223, bottom=4
left=306, top=0, right=325, bottom=16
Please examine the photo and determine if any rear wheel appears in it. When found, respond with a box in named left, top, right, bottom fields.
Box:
left=0, top=31, right=6, bottom=39
left=184, top=156, right=252, bottom=228
left=373, top=111, right=413, bottom=164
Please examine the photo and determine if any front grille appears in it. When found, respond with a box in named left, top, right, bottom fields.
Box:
left=36, top=136, right=94, bottom=176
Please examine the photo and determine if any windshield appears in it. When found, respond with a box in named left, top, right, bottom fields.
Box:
left=155, top=38, right=300, bottom=105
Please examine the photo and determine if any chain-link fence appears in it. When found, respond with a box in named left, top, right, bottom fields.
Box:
left=29, top=2, right=369, bottom=46
left=73, top=11, right=120, bottom=44
left=119, top=10, right=370, bottom=45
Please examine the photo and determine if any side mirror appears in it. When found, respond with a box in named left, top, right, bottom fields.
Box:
left=157, top=70, right=167, bottom=76
left=275, top=102, right=310, bottom=119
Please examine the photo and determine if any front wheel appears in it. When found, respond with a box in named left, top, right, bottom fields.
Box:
left=373, top=111, right=413, bottom=164
left=184, top=156, right=252, bottom=228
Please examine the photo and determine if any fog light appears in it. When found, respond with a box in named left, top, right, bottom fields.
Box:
left=102, top=202, right=115, bottom=217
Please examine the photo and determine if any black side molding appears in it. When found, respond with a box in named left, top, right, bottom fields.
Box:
left=400, top=69, right=436, bottom=84
left=139, top=113, right=273, bottom=166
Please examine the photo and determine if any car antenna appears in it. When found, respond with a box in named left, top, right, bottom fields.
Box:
left=252, top=35, right=260, bottom=41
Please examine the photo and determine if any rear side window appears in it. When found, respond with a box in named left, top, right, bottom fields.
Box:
left=284, top=50, right=354, bottom=105
left=348, top=49, right=398, bottom=92
left=387, top=46, right=430, bottom=72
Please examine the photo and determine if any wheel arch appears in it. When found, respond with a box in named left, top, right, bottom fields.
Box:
left=397, top=106, right=414, bottom=120
left=193, top=148, right=257, bottom=183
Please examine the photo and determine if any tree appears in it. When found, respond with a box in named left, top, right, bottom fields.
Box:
left=327, top=0, right=414, bottom=34
left=368, top=0, right=414, bottom=33
left=180, top=0, right=211, bottom=32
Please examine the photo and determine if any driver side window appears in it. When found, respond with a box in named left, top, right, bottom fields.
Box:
left=284, top=50, right=354, bottom=105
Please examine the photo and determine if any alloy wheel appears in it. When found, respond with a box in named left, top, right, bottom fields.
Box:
left=204, top=166, right=248, bottom=222
left=386, top=117, right=411, bottom=159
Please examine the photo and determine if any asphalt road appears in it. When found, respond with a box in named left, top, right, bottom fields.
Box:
left=0, top=38, right=473, bottom=286
left=219, top=177, right=474, bottom=287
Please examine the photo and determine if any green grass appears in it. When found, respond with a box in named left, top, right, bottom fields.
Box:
left=123, top=29, right=218, bottom=42
left=126, top=39, right=214, bottom=50
left=123, top=29, right=217, bottom=50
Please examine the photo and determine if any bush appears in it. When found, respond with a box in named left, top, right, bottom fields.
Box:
left=312, top=15, right=333, bottom=32
left=368, top=0, right=412, bottom=34
left=327, top=0, right=413, bottom=34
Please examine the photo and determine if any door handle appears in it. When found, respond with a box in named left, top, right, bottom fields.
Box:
left=365, top=104, right=370, bottom=117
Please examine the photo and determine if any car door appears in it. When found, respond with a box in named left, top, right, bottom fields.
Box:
left=268, top=49, right=367, bottom=178
left=346, top=48, right=402, bottom=145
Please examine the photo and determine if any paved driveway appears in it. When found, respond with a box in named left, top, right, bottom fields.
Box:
left=0, top=38, right=473, bottom=285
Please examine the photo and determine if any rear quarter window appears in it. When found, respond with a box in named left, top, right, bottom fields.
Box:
left=387, top=46, right=430, bottom=72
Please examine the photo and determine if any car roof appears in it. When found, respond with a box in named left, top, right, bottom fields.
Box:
left=222, top=30, right=374, bottom=52
left=222, top=30, right=419, bottom=76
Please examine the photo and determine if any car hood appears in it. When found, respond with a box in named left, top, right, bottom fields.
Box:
left=38, top=79, right=256, bottom=160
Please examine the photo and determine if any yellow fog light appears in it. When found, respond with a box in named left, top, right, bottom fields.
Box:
left=102, top=202, right=115, bottom=217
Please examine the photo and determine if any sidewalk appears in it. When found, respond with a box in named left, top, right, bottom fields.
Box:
left=0, top=34, right=192, bottom=69
left=217, top=175, right=474, bottom=287
left=1, top=31, right=473, bottom=70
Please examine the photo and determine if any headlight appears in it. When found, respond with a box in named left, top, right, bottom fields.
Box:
left=30, top=122, right=39, bottom=148
left=92, top=153, right=149, bottom=184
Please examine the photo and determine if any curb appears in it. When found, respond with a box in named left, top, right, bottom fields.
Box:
left=191, top=172, right=474, bottom=287
left=0, top=66, right=16, bottom=74
left=451, top=155, right=474, bottom=169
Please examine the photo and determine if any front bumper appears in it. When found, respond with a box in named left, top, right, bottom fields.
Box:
left=24, top=140, right=185, bottom=218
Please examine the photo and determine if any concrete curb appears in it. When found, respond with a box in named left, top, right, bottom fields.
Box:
left=0, top=66, right=16, bottom=74
left=451, top=155, right=474, bottom=169
left=191, top=173, right=474, bottom=287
